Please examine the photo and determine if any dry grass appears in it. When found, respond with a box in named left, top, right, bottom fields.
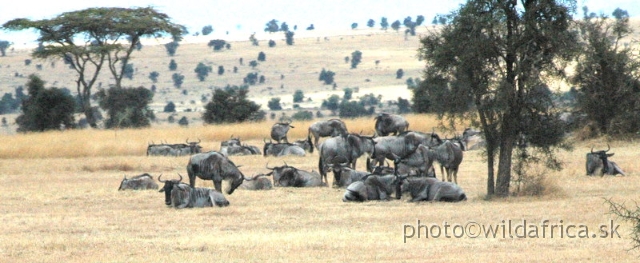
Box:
left=1, top=121, right=640, bottom=262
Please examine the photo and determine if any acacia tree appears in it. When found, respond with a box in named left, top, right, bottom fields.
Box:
left=3, top=7, right=185, bottom=128
left=416, top=0, right=577, bottom=197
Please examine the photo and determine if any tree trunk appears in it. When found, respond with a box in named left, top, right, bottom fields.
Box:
left=495, top=118, right=516, bottom=197
left=486, top=143, right=495, bottom=196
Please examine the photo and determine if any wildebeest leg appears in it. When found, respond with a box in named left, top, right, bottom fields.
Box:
left=440, top=165, right=446, bottom=182
left=214, top=180, right=222, bottom=193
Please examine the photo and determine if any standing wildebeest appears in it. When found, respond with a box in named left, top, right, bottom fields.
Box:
left=158, top=174, right=229, bottom=208
left=586, top=145, right=626, bottom=176
left=397, top=176, right=467, bottom=202
left=241, top=174, right=273, bottom=190
left=430, top=134, right=464, bottom=184
left=118, top=173, right=159, bottom=190
left=318, top=133, right=375, bottom=185
left=367, top=131, right=424, bottom=170
left=307, top=119, right=349, bottom=151
left=374, top=113, right=409, bottom=136
left=393, top=145, right=437, bottom=177
left=187, top=151, right=245, bottom=195
left=271, top=122, right=294, bottom=143
left=263, top=139, right=307, bottom=157
left=342, top=174, right=402, bottom=202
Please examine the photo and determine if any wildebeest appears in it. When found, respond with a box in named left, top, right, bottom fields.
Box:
left=292, top=138, right=314, bottom=153
left=330, top=157, right=371, bottom=187
left=271, top=122, right=294, bottom=143
left=307, top=119, right=349, bottom=151
left=146, top=144, right=173, bottom=156
left=318, top=133, right=375, bottom=185
left=397, top=176, right=467, bottom=202
left=342, top=174, right=402, bottom=202
left=186, top=151, right=245, bottom=194
left=147, top=139, right=202, bottom=156
left=241, top=174, right=273, bottom=190
left=277, top=167, right=326, bottom=187
left=118, top=173, right=159, bottom=190
left=263, top=139, right=307, bottom=157
left=221, top=144, right=261, bottom=156
left=461, top=128, right=485, bottom=151
left=374, top=113, right=409, bottom=136
left=367, top=131, right=424, bottom=170
left=430, top=134, right=464, bottom=184
left=158, top=174, right=229, bottom=208
left=393, top=145, right=437, bottom=177
left=220, top=136, right=241, bottom=147
left=586, top=145, right=626, bottom=176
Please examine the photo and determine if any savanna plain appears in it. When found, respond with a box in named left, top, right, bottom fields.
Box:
left=1, top=23, right=640, bottom=262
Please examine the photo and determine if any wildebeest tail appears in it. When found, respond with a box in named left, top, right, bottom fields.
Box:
left=343, top=188, right=365, bottom=202
left=307, top=134, right=314, bottom=153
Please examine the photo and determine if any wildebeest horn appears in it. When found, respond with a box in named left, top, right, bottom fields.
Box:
left=158, top=174, right=166, bottom=183
left=265, top=162, right=275, bottom=170
left=590, top=146, right=595, bottom=154
left=283, top=161, right=289, bottom=167
left=198, top=138, right=201, bottom=143
left=605, top=144, right=610, bottom=152
left=123, top=175, right=127, bottom=179
left=177, top=173, right=183, bottom=182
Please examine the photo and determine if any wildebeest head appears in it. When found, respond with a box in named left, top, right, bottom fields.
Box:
left=590, top=144, right=614, bottom=174
left=265, top=161, right=294, bottom=186
left=119, top=173, right=157, bottom=190
left=158, top=174, right=183, bottom=206
left=186, top=138, right=203, bottom=154
left=221, top=135, right=241, bottom=147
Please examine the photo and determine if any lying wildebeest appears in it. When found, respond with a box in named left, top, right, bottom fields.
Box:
left=263, top=139, right=306, bottom=157
left=374, top=113, right=409, bottom=136
left=586, top=145, right=626, bottom=176
left=330, top=157, right=371, bottom=188
left=187, top=151, right=245, bottom=195
left=147, top=143, right=173, bottom=156
left=147, top=139, right=202, bottom=156
left=276, top=167, right=326, bottom=187
left=318, top=133, right=375, bottom=185
left=367, top=131, right=423, bottom=170
left=430, top=134, right=464, bottom=184
left=292, top=138, right=314, bottom=153
left=118, top=173, right=159, bottom=190
left=220, top=136, right=241, bottom=147
left=241, top=174, right=273, bottom=190
left=271, top=122, right=294, bottom=143
left=220, top=144, right=261, bottom=156
left=158, top=174, right=229, bottom=208
left=307, top=119, right=349, bottom=151
left=397, top=176, right=467, bottom=202
left=393, top=144, right=437, bottom=177
left=342, top=174, right=402, bottom=202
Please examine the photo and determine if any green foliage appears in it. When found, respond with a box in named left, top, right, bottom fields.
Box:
left=172, top=73, right=184, bottom=88
left=265, top=19, right=280, bottom=32
left=268, top=40, right=276, bottom=47
left=15, top=75, right=76, bottom=132
left=319, top=68, right=335, bottom=85
left=194, top=62, right=212, bottom=81
left=380, top=17, right=389, bottom=30
left=367, top=19, right=375, bottom=28
left=218, top=65, right=225, bottom=75
left=280, top=22, right=289, bottom=32
left=321, top=94, right=341, bottom=113
left=250, top=33, right=259, bottom=46
left=358, top=93, right=380, bottom=107
left=350, top=50, right=362, bottom=69
left=396, top=68, right=404, bottom=79
left=178, top=116, right=189, bottom=126
left=606, top=198, right=640, bottom=251
left=0, top=40, right=10, bottom=56
left=397, top=97, right=411, bottom=114
left=259, top=75, right=266, bottom=84
left=571, top=7, right=640, bottom=136
left=123, top=63, right=134, bottom=80
left=96, top=86, right=154, bottom=129
left=208, top=39, right=226, bottom=51
left=258, top=51, right=266, bottom=61
left=391, top=20, right=401, bottom=32
left=351, top=23, right=358, bottom=30
left=306, top=24, right=315, bottom=30
left=165, top=41, right=179, bottom=56
left=202, top=25, right=213, bottom=35
left=339, top=100, right=372, bottom=119
left=343, top=88, right=353, bottom=100
left=249, top=60, right=258, bottom=68
left=285, top=31, right=295, bottom=45
left=291, top=110, right=313, bottom=121
left=293, top=90, right=304, bottom=103
left=244, top=72, right=258, bottom=85
left=416, top=15, right=425, bottom=26
left=24, top=59, right=31, bottom=66
left=149, top=71, right=159, bottom=83
left=202, top=85, right=264, bottom=124
left=268, top=97, right=282, bottom=110
left=164, top=101, right=176, bottom=112
left=169, top=59, right=177, bottom=71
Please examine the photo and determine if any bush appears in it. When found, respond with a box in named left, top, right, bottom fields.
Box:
left=96, top=86, right=155, bottom=129
left=396, top=68, right=404, bottom=79
left=319, top=68, right=335, bottom=85
left=202, top=25, right=213, bottom=35
left=194, top=62, right=212, bottom=81
left=292, top=110, right=313, bottom=121
left=350, top=50, right=362, bottom=69
left=268, top=97, right=282, bottom=110
left=164, top=101, right=176, bottom=112
left=208, top=39, right=227, bottom=51
left=149, top=71, right=159, bottom=83
left=218, top=66, right=225, bottom=75
left=268, top=40, right=276, bottom=47
left=339, top=100, right=371, bottom=118
left=202, top=85, right=264, bottom=124
left=243, top=72, right=258, bottom=85
left=285, top=31, right=294, bottom=45
left=178, top=116, right=189, bottom=126
left=293, top=90, right=304, bottom=103
left=257, top=51, right=266, bottom=61
left=164, top=41, right=179, bottom=56
left=169, top=59, right=177, bottom=71
left=172, top=73, right=184, bottom=88
left=16, top=74, right=76, bottom=132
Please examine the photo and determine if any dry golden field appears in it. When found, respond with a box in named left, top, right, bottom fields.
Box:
left=1, top=115, right=640, bottom=262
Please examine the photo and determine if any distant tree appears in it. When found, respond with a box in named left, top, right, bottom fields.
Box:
left=208, top=39, right=227, bottom=51
left=367, top=19, right=375, bottom=28
left=319, top=68, right=335, bottom=85
left=249, top=33, right=259, bottom=46
left=169, top=59, right=177, bottom=71
left=380, top=17, right=389, bottom=30
left=257, top=51, right=266, bottom=61
left=285, top=31, right=295, bottom=45
left=396, top=68, right=404, bottom=79
left=351, top=23, right=358, bottom=30
left=0, top=40, right=10, bottom=56
left=268, top=97, right=283, bottom=110
left=344, top=56, right=350, bottom=64
left=0, top=93, right=20, bottom=114
left=397, top=97, right=411, bottom=114
left=243, top=72, right=259, bottom=85
left=391, top=20, right=401, bottom=32
left=96, top=86, right=154, bottom=129
left=343, top=88, right=353, bottom=100
left=321, top=94, right=341, bottom=114
left=265, top=19, right=279, bottom=32
left=233, top=66, right=238, bottom=73
left=306, top=24, right=315, bottom=30
left=15, top=74, right=76, bottom=132
left=203, top=85, right=264, bottom=123
left=148, top=71, right=159, bottom=83
left=178, top=116, right=189, bottom=126
left=165, top=41, right=179, bottom=56
left=239, top=57, right=244, bottom=65
left=259, top=75, right=266, bottom=84
left=339, top=100, right=370, bottom=118
left=292, top=110, right=313, bottom=120
left=293, top=90, right=304, bottom=103
left=172, top=73, right=184, bottom=88
left=280, top=22, right=289, bottom=32
left=268, top=40, right=276, bottom=47
left=416, top=15, right=425, bottom=26
left=218, top=65, right=225, bottom=75
left=202, top=25, right=213, bottom=35
left=225, top=43, right=231, bottom=49
left=164, top=101, right=176, bottom=112
left=350, top=50, right=362, bottom=69
left=358, top=93, right=380, bottom=106
left=249, top=60, right=258, bottom=68
left=194, top=62, right=212, bottom=81
left=123, top=63, right=134, bottom=80
left=24, top=59, right=31, bottom=66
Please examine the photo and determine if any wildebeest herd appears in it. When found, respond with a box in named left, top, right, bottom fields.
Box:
left=120, top=113, right=627, bottom=208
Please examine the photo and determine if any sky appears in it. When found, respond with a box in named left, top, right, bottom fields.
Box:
left=1, top=0, right=638, bottom=46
